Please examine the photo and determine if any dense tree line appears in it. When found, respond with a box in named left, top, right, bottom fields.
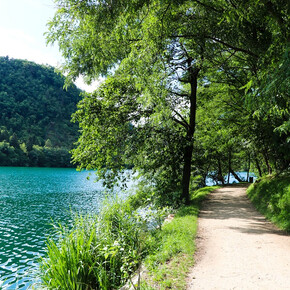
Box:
left=0, top=57, right=81, bottom=167
left=0, top=128, right=72, bottom=167
left=46, top=0, right=289, bottom=204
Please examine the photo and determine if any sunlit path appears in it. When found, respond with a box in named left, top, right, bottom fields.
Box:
left=187, top=185, right=290, bottom=290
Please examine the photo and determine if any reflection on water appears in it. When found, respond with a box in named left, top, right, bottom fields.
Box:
left=0, top=167, right=125, bottom=289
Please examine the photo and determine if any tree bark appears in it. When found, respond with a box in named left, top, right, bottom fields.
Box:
left=263, top=151, right=272, bottom=175
left=255, top=157, right=262, bottom=177
left=218, top=158, right=225, bottom=185
left=227, top=148, right=231, bottom=184
left=182, top=144, right=194, bottom=204
left=246, top=154, right=251, bottom=182
left=181, top=59, right=200, bottom=205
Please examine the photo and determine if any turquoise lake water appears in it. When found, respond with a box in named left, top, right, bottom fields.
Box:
left=0, top=167, right=127, bottom=289
left=0, top=167, right=254, bottom=289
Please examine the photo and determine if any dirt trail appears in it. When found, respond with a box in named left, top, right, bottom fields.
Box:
left=187, top=185, right=290, bottom=290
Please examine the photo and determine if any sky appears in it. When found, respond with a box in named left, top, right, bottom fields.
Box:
left=0, top=0, right=97, bottom=91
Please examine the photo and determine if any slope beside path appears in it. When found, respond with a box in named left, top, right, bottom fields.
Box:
left=187, top=185, right=290, bottom=290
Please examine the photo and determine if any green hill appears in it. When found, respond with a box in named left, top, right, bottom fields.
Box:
left=0, top=57, right=81, bottom=167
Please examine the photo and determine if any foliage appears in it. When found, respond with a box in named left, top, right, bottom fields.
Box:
left=0, top=129, right=73, bottom=167
left=37, top=184, right=219, bottom=290
left=48, top=0, right=228, bottom=204
left=40, top=1, right=289, bottom=287
left=37, top=197, right=172, bottom=289
left=71, top=73, right=187, bottom=203
left=247, top=174, right=290, bottom=232
left=0, top=57, right=81, bottom=167
left=47, top=0, right=289, bottom=204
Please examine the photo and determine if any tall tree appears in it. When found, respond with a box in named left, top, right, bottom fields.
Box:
left=48, top=0, right=289, bottom=203
left=48, top=0, right=224, bottom=204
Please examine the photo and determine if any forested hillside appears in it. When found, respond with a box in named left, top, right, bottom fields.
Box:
left=0, top=57, right=81, bottom=167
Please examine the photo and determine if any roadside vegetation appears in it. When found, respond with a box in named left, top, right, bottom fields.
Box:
left=247, top=173, right=290, bottom=232
left=37, top=199, right=147, bottom=289
left=141, top=186, right=220, bottom=289
left=36, top=186, right=219, bottom=289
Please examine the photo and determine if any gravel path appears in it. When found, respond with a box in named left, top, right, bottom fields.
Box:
left=187, top=185, right=290, bottom=290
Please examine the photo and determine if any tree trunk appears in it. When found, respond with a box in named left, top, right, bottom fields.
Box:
left=218, top=158, right=225, bottom=185
left=181, top=59, right=200, bottom=205
left=246, top=153, right=251, bottom=182
left=181, top=144, right=194, bottom=204
left=202, top=165, right=210, bottom=187
left=229, top=167, right=243, bottom=182
left=263, top=152, right=272, bottom=175
left=227, top=148, right=231, bottom=184
left=255, top=158, right=262, bottom=177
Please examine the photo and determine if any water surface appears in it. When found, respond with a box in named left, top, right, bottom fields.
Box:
left=0, top=167, right=124, bottom=289
left=206, top=171, right=256, bottom=186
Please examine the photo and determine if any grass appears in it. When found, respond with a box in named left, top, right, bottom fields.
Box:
left=141, top=186, right=220, bottom=289
left=36, top=186, right=219, bottom=289
left=37, top=175, right=290, bottom=289
left=247, top=173, right=290, bottom=232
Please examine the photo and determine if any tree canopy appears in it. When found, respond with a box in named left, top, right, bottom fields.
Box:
left=47, top=0, right=289, bottom=204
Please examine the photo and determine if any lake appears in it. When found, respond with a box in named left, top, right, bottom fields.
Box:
left=206, top=171, right=256, bottom=186
left=0, top=167, right=129, bottom=289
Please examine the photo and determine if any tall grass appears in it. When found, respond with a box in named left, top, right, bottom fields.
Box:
left=37, top=199, right=150, bottom=289
left=37, top=186, right=219, bottom=289
left=247, top=173, right=290, bottom=232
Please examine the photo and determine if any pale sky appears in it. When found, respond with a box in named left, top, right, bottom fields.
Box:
left=0, top=0, right=97, bottom=91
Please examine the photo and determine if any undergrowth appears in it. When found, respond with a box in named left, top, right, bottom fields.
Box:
left=36, top=174, right=290, bottom=289
left=37, top=199, right=153, bottom=289
left=247, top=173, right=290, bottom=232
left=36, top=186, right=219, bottom=289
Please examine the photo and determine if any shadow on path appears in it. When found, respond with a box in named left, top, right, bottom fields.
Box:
left=199, top=186, right=288, bottom=236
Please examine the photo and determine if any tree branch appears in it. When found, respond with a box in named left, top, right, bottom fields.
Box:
left=169, top=90, right=190, bottom=98
left=209, top=37, right=258, bottom=58
left=172, top=116, right=190, bottom=131
left=193, top=0, right=224, bottom=13
left=178, top=77, right=191, bottom=83
left=171, top=34, right=259, bottom=58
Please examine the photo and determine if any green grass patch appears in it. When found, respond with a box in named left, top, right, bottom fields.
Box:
left=247, top=173, right=290, bottom=232
left=190, top=185, right=220, bottom=205
left=141, top=185, right=220, bottom=289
